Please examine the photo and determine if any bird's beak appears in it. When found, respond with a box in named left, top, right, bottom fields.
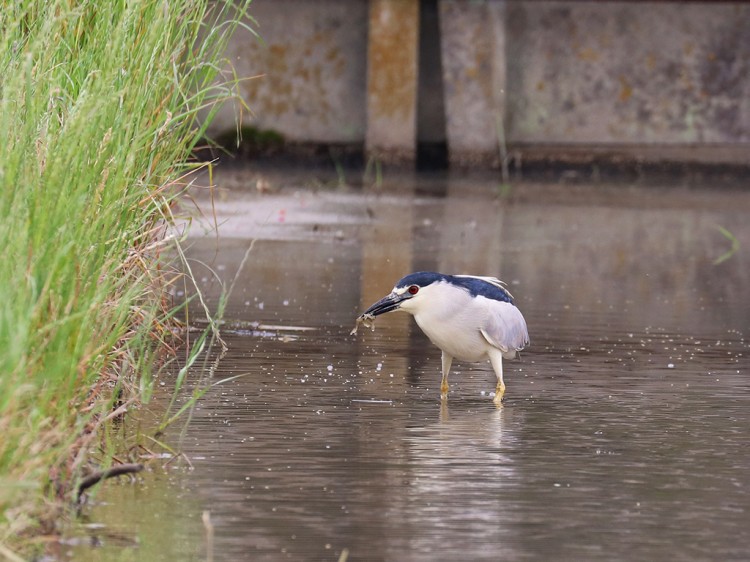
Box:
left=362, top=291, right=407, bottom=317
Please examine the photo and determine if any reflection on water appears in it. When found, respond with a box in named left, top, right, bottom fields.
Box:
left=65, top=170, right=750, bottom=561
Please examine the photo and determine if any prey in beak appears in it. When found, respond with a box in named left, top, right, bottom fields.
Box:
left=350, top=288, right=413, bottom=335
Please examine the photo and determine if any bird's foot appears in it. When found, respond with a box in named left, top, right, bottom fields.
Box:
left=493, top=381, right=506, bottom=405
left=440, top=379, right=449, bottom=397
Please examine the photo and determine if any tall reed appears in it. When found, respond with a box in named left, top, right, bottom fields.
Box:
left=0, top=0, right=251, bottom=545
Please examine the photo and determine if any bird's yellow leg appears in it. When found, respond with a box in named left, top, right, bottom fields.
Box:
left=488, top=349, right=506, bottom=405
left=440, top=352, right=453, bottom=399
left=493, top=380, right=506, bottom=405
left=440, top=377, right=449, bottom=398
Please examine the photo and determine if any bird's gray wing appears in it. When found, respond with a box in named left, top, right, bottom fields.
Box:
left=480, top=301, right=529, bottom=355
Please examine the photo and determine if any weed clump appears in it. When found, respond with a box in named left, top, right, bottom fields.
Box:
left=0, top=0, right=251, bottom=548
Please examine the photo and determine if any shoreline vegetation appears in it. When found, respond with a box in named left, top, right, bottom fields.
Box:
left=0, top=0, right=251, bottom=555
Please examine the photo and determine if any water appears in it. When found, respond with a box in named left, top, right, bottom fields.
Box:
left=61, top=170, right=750, bottom=561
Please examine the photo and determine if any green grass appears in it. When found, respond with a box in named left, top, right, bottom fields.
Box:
left=0, top=0, right=251, bottom=548
left=713, top=225, right=740, bottom=265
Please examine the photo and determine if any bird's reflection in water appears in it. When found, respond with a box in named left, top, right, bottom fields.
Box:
left=439, top=393, right=505, bottom=422
left=399, top=401, right=521, bottom=555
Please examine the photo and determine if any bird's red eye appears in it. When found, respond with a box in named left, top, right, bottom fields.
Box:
left=408, top=285, right=419, bottom=295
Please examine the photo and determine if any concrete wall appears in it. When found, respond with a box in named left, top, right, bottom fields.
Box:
left=209, top=0, right=750, bottom=165
left=504, top=2, right=750, bottom=144
left=439, top=1, right=507, bottom=160
left=208, top=0, right=368, bottom=143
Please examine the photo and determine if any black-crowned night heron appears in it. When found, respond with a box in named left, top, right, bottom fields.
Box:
left=354, top=272, right=529, bottom=404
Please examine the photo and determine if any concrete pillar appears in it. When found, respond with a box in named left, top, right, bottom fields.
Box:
left=439, top=0, right=507, bottom=165
left=366, top=0, right=420, bottom=163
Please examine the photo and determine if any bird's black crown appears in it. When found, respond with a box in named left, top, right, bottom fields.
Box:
left=396, top=272, right=514, bottom=304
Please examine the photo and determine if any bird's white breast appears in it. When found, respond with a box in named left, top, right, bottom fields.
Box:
left=407, top=282, right=495, bottom=362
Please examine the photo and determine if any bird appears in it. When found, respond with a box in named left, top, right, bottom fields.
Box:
left=355, top=272, right=529, bottom=404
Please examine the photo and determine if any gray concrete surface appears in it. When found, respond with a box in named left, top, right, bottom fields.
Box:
left=207, top=0, right=750, bottom=167
left=505, top=2, right=750, bottom=145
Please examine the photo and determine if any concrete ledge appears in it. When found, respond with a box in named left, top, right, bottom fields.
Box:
left=510, top=144, right=750, bottom=166
left=447, top=143, right=750, bottom=167
left=201, top=138, right=749, bottom=186
left=501, top=143, right=750, bottom=185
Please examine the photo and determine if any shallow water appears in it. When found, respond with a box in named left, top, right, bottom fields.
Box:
left=63, top=170, right=750, bottom=561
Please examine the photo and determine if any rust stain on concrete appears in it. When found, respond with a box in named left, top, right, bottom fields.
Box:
left=367, top=0, right=418, bottom=121
left=618, top=75, right=633, bottom=103
left=577, top=47, right=600, bottom=62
